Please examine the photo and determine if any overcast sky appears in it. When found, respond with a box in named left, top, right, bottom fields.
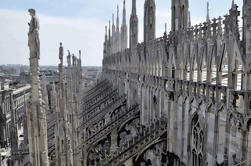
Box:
left=0, top=0, right=243, bottom=66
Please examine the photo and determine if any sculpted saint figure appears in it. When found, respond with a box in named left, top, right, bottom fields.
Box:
left=28, top=9, right=40, bottom=59
left=59, top=42, right=63, bottom=60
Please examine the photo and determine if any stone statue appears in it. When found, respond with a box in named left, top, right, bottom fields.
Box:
left=28, top=8, right=40, bottom=59
left=67, top=50, right=71, bottom=66
left=59, top=42, right=63, bottom=60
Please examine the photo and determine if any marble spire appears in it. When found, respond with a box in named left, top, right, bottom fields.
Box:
left=121, top=0, right=128, bottom=51
left=27, top=8, right=49, bottom=166
left=130, top=0, right=138, bottom=48
left=207, top=1, right=210, bottom=22
left=122, top=0, right=126, bottom=26
left=116, top=5, right=120, bottom=32
left=55, top=43, right=73, bottom=166
left=144, top=0, right=156, bottom=41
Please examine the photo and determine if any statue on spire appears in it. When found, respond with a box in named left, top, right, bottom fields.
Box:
left=27, top=8, right=49, bottom=166
left=59, top=42, right=63, bottom=60
left=28, top=8, right=40, bottom=59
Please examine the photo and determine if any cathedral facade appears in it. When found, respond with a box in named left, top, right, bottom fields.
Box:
left=80, top=0, right=251, bottom=166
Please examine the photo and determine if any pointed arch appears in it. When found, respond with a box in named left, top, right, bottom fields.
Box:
left=190, top=113, right=204, bottom=166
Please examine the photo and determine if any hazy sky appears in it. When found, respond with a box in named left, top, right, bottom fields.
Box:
left=0, top=0, right=243, bottom=66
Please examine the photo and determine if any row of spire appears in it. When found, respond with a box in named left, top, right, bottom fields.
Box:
left=103, top=0, right=139, bottom=56
left=104, top=0, right=128, bottom=55
left=103, top=0, right=218, bottom=56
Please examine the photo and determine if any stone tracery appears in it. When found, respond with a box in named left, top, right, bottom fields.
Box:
left=79, top=0, right=251, bottom=166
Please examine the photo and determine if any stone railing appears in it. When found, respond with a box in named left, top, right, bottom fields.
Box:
left=103, top=118, right=167, bottom=166
left=11, top=149, right=29, bottom=156
left=105, top=69, right=251, bottom=114
left=166, top=78, right=228, bottom=103
left=84, top=105, right=139, bottom=146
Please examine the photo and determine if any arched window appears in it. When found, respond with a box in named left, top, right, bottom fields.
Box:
left=191, top=114, right=204, bottom=166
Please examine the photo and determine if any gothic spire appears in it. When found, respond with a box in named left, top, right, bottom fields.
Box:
left=104, top=26, right=108, bottom=56
left=109, top=20, right=111, bottom=39
left=105, top=26, right=108, bottom=41
left=188, top=11, right=191, bottom=27
left=27, top=9, right=49, bottom=165
left=171, top=0, right=189, bottom=31
left=207, top=1, right=210, bottom=22
left=112, top=13, right=115, bottom=34
left=144, top=0, right=156, bottom=41
left=79, top=50, right=81, bottom=61
left=130, top=0, right=138, bottom=48
left=116, top=5, right=119, bottom=31
left=79, top=50, right=82, bottom=67
left=121, top=0, right=128, bottom=51
left=122, top=0, right=126, bottom=25
left=67, top=50, right=71, bottom=67
left=132, top=0, right=136, bottom=15
left=56, top=43, right=73, bottom=166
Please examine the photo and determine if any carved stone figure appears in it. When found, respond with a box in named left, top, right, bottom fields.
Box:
left=59, top=42, right=63, bottom=60
left=28, top=9, right=40, bottom=59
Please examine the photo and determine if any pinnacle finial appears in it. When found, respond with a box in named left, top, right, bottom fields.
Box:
left=123, top=0, right=126, bottom=11
left=108, top=20, right=111, bottom=38
left=207, top=1, right=210, bottom=22
left=79, top=50, right=81, bottom=60
left=132, top=0, right=137, bottom=14
left=112, top=13, right=115, bottom=34
left=188, top=11, right=191, bottom=27
left=117, top=4, right=119, bottom=19
left=122, top=0, right=126, bottom=25
left=231, top=0, right=236, bottom=9
left=116, top=5, right=119, bottom=30
left=59, top=42, right=63, bottom=61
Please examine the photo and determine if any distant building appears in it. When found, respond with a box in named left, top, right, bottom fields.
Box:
left=0, top=81, right=30, bottom=165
